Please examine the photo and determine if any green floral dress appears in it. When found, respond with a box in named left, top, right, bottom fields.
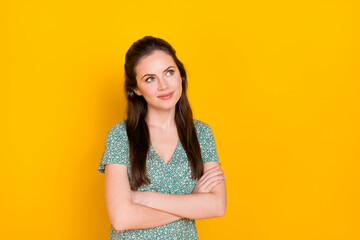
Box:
left=98, top=119, right=220, bottom=240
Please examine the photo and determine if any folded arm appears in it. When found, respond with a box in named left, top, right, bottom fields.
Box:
left=132, top=162, right=227, bottom=219
left=104, top=164, right=182, bottom=231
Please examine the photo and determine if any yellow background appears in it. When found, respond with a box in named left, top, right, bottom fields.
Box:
left=1, top=0, right=359, bottom=239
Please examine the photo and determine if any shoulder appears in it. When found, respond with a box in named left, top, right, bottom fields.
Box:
left=193, top=119, right=220, bottom=163
left=105, top=120, right=127, bottom=141
left=193, top=119, right=210, bottom=130
left=193, top=119, right=209, bottom=128
left=98, top=120, right=130, bottom=173
left=193, top=119, right=213, bottom=136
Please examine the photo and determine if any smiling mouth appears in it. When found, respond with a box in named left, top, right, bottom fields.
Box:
left=157, top=92, right=174, bottom=99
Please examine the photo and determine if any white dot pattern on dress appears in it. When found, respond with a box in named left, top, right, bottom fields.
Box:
left=98, top=119, right=220, bottom=240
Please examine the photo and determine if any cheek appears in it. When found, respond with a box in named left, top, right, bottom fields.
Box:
left=178, top=78, right=183, bottom=91
left=140, top=85, right=157, bottom=96
left=174, top=80, right=183, bottom=97
left=174, top=75, right=183, bottom=88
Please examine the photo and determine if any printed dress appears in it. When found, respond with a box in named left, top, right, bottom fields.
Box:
left=97, top=119, right=221, bottom=240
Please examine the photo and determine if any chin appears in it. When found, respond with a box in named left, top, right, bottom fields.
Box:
left=150, top=101, right=177, bottom=111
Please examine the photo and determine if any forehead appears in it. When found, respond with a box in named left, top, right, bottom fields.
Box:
left=135, top=50, right=176, bottom=76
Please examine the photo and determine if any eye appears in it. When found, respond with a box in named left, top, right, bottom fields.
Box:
left=145, top=77, right=155, bottom=82
left=166, top=70, right=174, bottom=76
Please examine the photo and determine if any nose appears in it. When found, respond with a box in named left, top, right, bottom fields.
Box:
left=157, top=77, right=168, bottom=91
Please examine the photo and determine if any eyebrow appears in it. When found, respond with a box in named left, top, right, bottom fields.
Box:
left=141, top=66, right=175, bottom=80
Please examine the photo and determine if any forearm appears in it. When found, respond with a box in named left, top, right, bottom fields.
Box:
left=114, top=202, right=182, bottom=231
left=133, top=191, right=225, bottom=220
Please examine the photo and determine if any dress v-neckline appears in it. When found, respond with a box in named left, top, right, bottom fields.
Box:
left=150, top=139, right=180, bottom=165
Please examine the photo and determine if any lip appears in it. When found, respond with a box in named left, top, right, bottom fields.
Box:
left=157, top=92, right=174, bottom=99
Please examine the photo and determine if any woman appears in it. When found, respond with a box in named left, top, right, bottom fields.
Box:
left=98, top=36, right=227, bottom=239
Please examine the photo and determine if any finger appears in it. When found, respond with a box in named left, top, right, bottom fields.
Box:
left=199, top=169, right=225, bottom=183
left=204, top=166, right=222, bottom=174
left=195, top=175, right=224, bottom=193
left=197, top=175, right=225, bottom=193
left=197, top=173, right=224, bottom=188
left=202, top=174, right=225, bottom=188
left=204, top=179, right=224, bottom=192
left=199, top=167, right=224, bottom=181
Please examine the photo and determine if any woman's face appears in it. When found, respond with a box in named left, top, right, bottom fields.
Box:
left=134, top=50, right=182, bottom=112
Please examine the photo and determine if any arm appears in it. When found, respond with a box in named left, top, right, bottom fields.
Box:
left=132, top=162, right=227, bottom=219
left=104, top=163, right=182, bottom=231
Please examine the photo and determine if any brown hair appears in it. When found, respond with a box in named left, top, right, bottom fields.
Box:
left=124, top=36, right=203, bottom=190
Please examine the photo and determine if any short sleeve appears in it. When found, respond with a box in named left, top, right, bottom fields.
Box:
left=195, top=121, right=221, bottom=165
left=97, top=121, right=130, bottom=174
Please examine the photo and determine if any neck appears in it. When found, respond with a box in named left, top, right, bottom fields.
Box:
left=145, top=107, right=176, bottom=130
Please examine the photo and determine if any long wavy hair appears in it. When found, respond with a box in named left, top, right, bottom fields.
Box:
left=124, top=36, right=203, bottom=190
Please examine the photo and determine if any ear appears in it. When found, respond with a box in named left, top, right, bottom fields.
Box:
left=133, top=88, right=142, bottom=96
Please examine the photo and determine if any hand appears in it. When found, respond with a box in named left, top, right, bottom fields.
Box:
left=192, top=166, right=225, bottom=194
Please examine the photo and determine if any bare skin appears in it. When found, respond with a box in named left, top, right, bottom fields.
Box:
left=104, top=50, right=227, bottom=231
left=147, top=119, right=179, bottom=164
